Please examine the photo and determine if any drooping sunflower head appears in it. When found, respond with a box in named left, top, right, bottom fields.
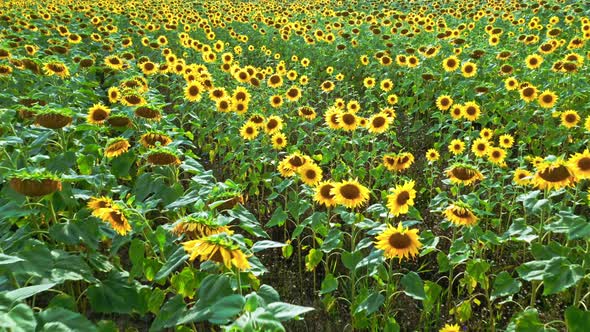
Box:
left=9, top=170, right=62, bottom=197
left=444, top=201, right=478, bottom=226
left=134, top=106, right=162, bottom=121
left=139, top=131, right=173, bottom=148
left=87, top=196, right=114, bottom=216
left=146, top=147, right=181, bottom=166
left=105, top=137, right=131, bottom=158
left=172, top=214, right=232, bottom=239
left=182, top=233, right=250, bottom=271
left=446, top=163, right=484, bottom=185
left=331, top=179, right=370, bottom=209
left=375, top=222, right=422, bottom=261
left=532, top=158, right=576, bottom=190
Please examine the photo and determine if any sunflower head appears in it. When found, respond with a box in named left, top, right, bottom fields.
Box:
left=375, top=222, right=422, bottom=261
left=146, top=147, right=181, bottom=166
left=446, top=163, right=484, bottom=185
left=444, top=201, right=478, bottom=226
left=331, top=179, right=370, bottom=209
left=532, top=157, right=576, bottom=190
left=104, top=137, right=131, bottom=158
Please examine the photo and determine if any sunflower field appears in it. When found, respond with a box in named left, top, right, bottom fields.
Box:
left=1, top=0, right=590, bottom=331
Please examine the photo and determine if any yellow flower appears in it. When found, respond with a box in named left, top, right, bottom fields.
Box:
left=331, top=179, right=370, bottom=209
left=314, top=181, right=337, bottom=207
left=436, top=95, right=453, bottom=111
left=87, top=103, right=111, bottom=125
left=298, top=163, right=323, bottom=186
left=561, top=110, right=580, bottom=128
left=375, top=222, right=422, bottom=260
left=439, top=323, right=461, bottom=332
left=461, top=61, right=477, bottom=77
left=448, top=139, right=465, bottom=156
left=367, top=112, right=392, bottom=134
left=462, top=101, right=481, bottom=121
left=532, top=159, right=576, bottom=190
left=471, top=138, right=490, bottom=158
left=569, top=150, right=590, bottom=179
left=498, top=134, right=515, bottom=148
left=446, top=164, right=484, bottom=185
left=426, top=149, right=440, bottom=162
left=271, top=132, right=287, bottom=150
left=442, top=56, right=460, bottom=72
left=386, top=181, right=416, bottom=217
left=513, top=169, right=532, bottom=186
left=537, top=90, right=558, bottom=109
left=182, top=234, right=250, bottom=271
left=239, top=121, right=259, bottom=141
left=444, top=202, right=478, bottom=226
left=104, top=138, right=130, bottom=158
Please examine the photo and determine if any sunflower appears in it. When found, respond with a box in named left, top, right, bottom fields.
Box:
left=339, top=111, right=358, bottom=131
left=513, top=169, right=532, bottom=186
left=9, top=173, right=62, bottom=197
left=98, top=207, right=132, bottom=235
left=182, top=233, right=250, bottom=270
left=387, top=94, right=399, bottom=105
left=525, top=54, right=543, bottom=69
left=444, top=201, right=478, bottom=227
left=498, top=134, right=515, bottom=148
left=314, top=181, right=337, bottom=207
left=298, top=106, right=317, bottom=120
left=383, top=152, right=415, bottom=172
left=87, top=196, right=114, bottom=217
left=367, top=112, right=391, bottom=134
left=380, top=79, right=393, bottom=92
left=104, top=55, right=125, bottom=70
left=184, top=82, right=203, bottom=102
left=462, top=102, right=481, bottom=121
left=86, top=103, right=111, bottom=125
left=442, top=56, right=459, bottom=72
left=321, top=80, right=335, bottom=92
left=209, top=88, right=227, bottom=102
left=233, top=87, right=251, bottom=103
left=121, top=93, right=146, bottom=107
left=140, top=131, right=172, bottom=148
left=461, top=62, right=477, bottom=77
left=271, top=132, right=287, bottom=150
left=172, top=215, right=232, bottom=239
left=446, top=164, right=484, bottom=185
left=488, top=147, right=507, bottom=166
left=519, top=86, right=538, bottom=103
left=140, top=61, right=158, bottom=75
left=537, top=90, right=558, bottom=109
left=264, top=116, right=283, bottom=134
left=240, top=121, right=259, bottom=140
left=269, top=95, right=284, bottom=108
left=450, top=105, right=463, bottom=120
left=439, top=324, right=460, bottom=332
left=347, top=100, right=360, bottom=113
left=471, top=138, right=490, bottom=158
left=324, top=107, right=342, bottom=129
left=282, top=86, right=301, bottom=102
left=298, top=163, right=323, bottom=186
left=105, top=137, right=130, bottom=158
left=436, top=95, right=453, bottom=111
left=386, top=181, right=416, bottom=217
left=569, top=150, right=590, bottom=179
left=426, top=148, right=440, bottom=162
left=532, top=159, right=576, bottom=190
left=448, top=139, right=465, bottom=156
left=374, top=222, right=422, bottom=260
left=147, top=148, right=181, bottom=166
left=43, top=61, right=70, bottom=78
left=108, top=87, right=121, bottom=104
left=561, top=110, right=580, bottom=128
left=504, top=77, right=519, bottom=91
left=331, top=179, right=370, bottom=209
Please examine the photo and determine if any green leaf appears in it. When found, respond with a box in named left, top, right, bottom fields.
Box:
left=87, top=271, right=145, bottom=314
left=266, top=207, right=288, bottom=227
left=149, top=295, right=187, bottom=332
left=305, top=248, right=323, bottom=271
left=542, top=257, right=583, bottom=295
left=423, top=281, right=443, bottom=313
left=401, top=272, right=425, bottom=301
left=228, top=205, right=268, bottom=238
left=148, top=289, right=166, bottom=314
left=5, top=283, right=57, bottom=301
left=0, top=303, right=36, bottom=332
left=171, top=268, right=198, bottom=298
left=320, top=228, right=342, bottom=253
left=320, top=273, right=338, bottom=295
left=208, top=294, right=245, bottom=324
left=506, top=308, right=556, bottom=332
left=544, top=211, right=590, bottom=240
left=491, top=272, right=521, bottom=301
left=0, top=253, right=24, bottom=265
left=129, top=239, right=145, bottom=278
left=354, top=293, right=384, bottom=315
left=154, top=246, right=188, bottom=280
left=565, top=307, right=590, bottom=332
left=267, top=302, right=314, bottom=321
left=38, top=307, right=97, bottom=332
left=252, top=240, right=286, bottom=253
